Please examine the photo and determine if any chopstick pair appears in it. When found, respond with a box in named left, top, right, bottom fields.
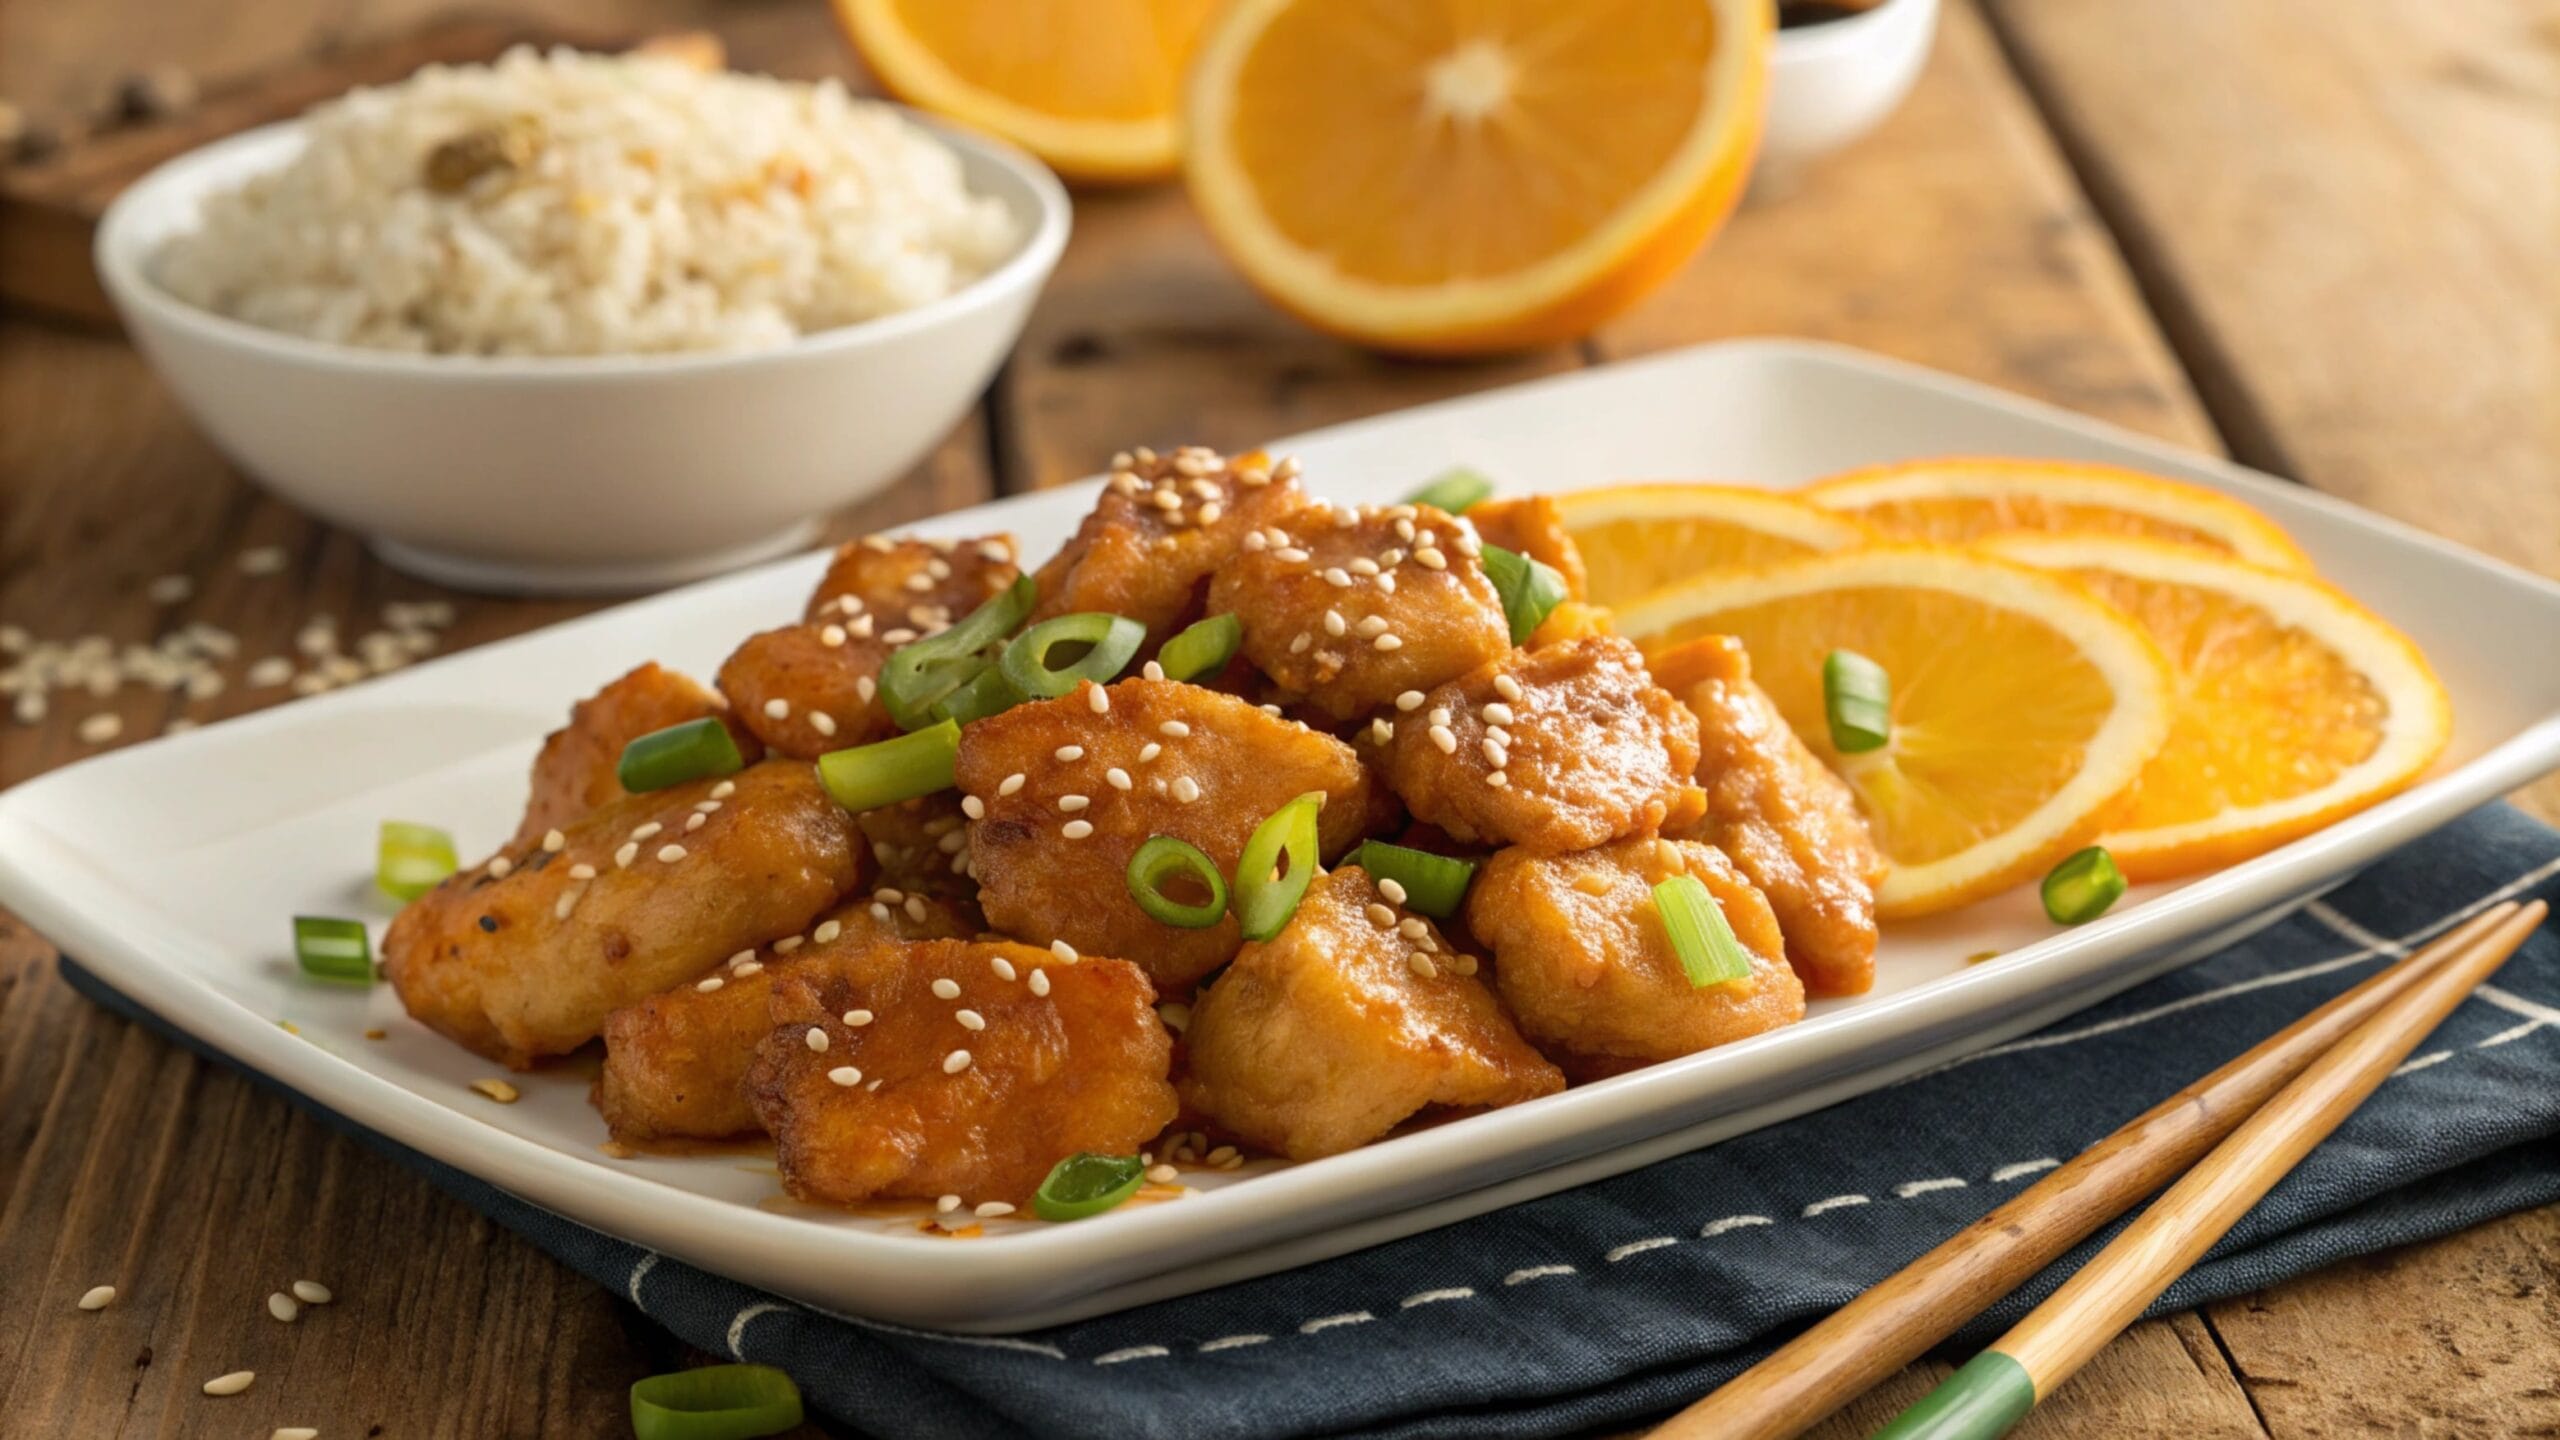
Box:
left=1655, top=897, right=2548, bottom=1440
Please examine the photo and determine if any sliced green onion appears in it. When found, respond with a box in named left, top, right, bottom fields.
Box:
left=2042, top=845, right=2127, bottom=926
left=1481, top=543, right=1568, bottom=645
left=1235, top=791, right=1325, bottom=941
left=1653, top=874, right=1755, bottom=988
left=879, top=574, right=1036, bottom=731
left=376, top=820, right=458, bottom=901
left=629, top=1363, right=803, bottom=1440
left=293, top=915, right=373, bottom=983
left=1157, top=613, right=1243, bottom=684
left=1822, top=649, right=1892, bottom=754
left=1343, top=841, right=1477, bottom=919
left=1033, top=1152, right=1148, bottom=1222
left=816, top=720, right=959, bottom=813
left=616, top=717, right=746, bottom=793
left=1000, top=612, right=1146, bottom=700
left=1126, top=835, right=1229, bottom=929
left=1405, top=466, right=1495, bottom=515
left=932, top=663, right=1024, bottom=726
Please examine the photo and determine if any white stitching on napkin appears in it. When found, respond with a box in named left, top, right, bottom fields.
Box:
left=627, top=1251, right=659, bottom=1306
left=1604, top=1236, right=1679, bottom=1262
left=1894, top=1177, right=1967, bottom=1198
left=1400, top=1287, right=1475, bottom=1307
left=1503, top=1265, right=1577, bottom=1285
left=1698, top=1214, right=1772, bottom=1238
left=729, top=1302, right=783, bottom=1359
left=1800, top=1194, right=1870, bottom=1217
left=1990, top=1159, right=2059, bottom=1183
left=2393, top=1051, right=2453, bottom=1076
left=1300, top=1312, right=1373, bottom=1334
left=1199, top=1334, right=1270, bottom=1352
left=1094, top=1345, right=1170, bottom=1365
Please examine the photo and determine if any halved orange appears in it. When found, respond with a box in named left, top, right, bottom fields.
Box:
left=1550, top=482, right=1873, bottom=608
left=1615, top=547, right=2174, bottom=918
left=1806, top=458, right=2313, bottom=571
left=1983, top=535, right=2451, bottom=882
left=1183, top=0, right=1773, bottom=354
left=835, top=0, right=1220, bottom=183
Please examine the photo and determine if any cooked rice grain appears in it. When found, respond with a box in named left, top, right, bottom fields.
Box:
left=157, top=47, right=1021, bottom=357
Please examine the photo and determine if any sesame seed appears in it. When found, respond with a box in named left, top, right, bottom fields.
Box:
left=1378, top=878, right=1409, bottom=905
left=202, top=1371, right=256, bottom=1397
left=975, top=1201, right=1017, bottom=1218
left=1058, top=794, right=1091, bottom=813
left=773, top=936, right=805, bottom=955
left=1171, top=777, right=1201, bottom=803
left=795, top=1027, right=828, bottom=1055
left=695, top=976, right=725, bottom=993
left=883, top=628, right=919, bottom=645
left=1323, top=567, right=1353, bottom=588
left=730, top=949, right=758, bottom=967
left=828, top=1066, right=862, bottom=1087
left=553, top=890, right=580, bottom=920
left=76, top=713, right=121, bottom=744
left=268, top=1292, right=299, bottom=1323
left=631, top=821, right=663, bottom=841
left=471, top=1078, right=519, bottom=1104
left=1146, top=1164, right=1179, bottom=1184
left=1274, top=547, right=1311, bottom=564
left=1486, top=725, right=1512, bottom=746
left=1243, top=532, right=1269, bottom=552
left=1395, top=518, right=1418, bottom=542
left=1396, top=691, right=1426, bottom=712
left=1486, top=771, right=1510, bottom=787
left=1483, top=738, right=1509, bottom=767
left=1374, top=634, right=1402, bottom=652
left=685, top=812, right=706, bottom=833
left=999, top=772, right=1027, bottom=796
left=733, top=960, right=765, bottom=977
left=1138, top=742, right=1162, bottom=763
left=1055, top=744, right=1084, bottom=762
left=487, top=856, right=514, bottom=879
left=1324, top=611, right=1347, bottom=637
left=1366, top=903, right=1395, bottom=927
left=1409, top=955, right=1440, bottom=980
left=1452, top=954, right=1480, bottom=976
left=1160, top=720, right=1195, bottom=739
left=1030, top=970, right=1053, bottom=996
left=1430, top=707, right=1452, bottom=726
left=1430, top=724, right=1457, bottom=754
left=1416, top=547, right=1448, bottom=570
left=844, top=1009, right=874, bottom=1026
left=239, top=545, right=288, bottom=575
left=927, top=557, right=953, bottom=579
left=937, top=1194, right=963, bottom=1213
left=904, top=573, right=935, bottom=592
left=932, top=978, right=962, bottom=1000
left=1207, top=1144, right=1241, bottom=1165
left=1051, top=939, right=1079, bottom=962
left=943, top=1050, right=972, bottom=1074
left=869, top=902, right=892, bottom=921
left=962, top=795, right=987, bottom=820
left=614, top=842, right=639, bottom=868
left=821, top=624, right=847, bottom=647
left=1369, top=718, right=1394, bottom=744
left=991, top=957, right=1018, bottom=981
left=1482, top=702, right=1515, bottom=725
left=657, top=844, right=687, bottom=863
left=1354, top=616, right=1387, bottom=638
left=906, top=896, right=929, bottom=921
left=810, top=711, right=838, bottom=737
left=1198, top=502, right=1225, bottom=525
left=1276, top=456, right=1302, bottom=480
left=77, top=1286, right=115, bottom=1311
left=712, top=780, right=737, bottom=799
left=1088, top=687, right=1110, bottom=714
left=1288, top=630, right=1313, bottom=655
left=1261, top=703, right=1284, bottom=716
left=956, top=1009, right=986, bottom=1031
left=1399, top=918, right=1427, bottom=940
left=1062, top=819, right=1094, bottom=839
left=1378, top=573, right=1398, bottom=594
left=856, top=675, right=879, bottom=704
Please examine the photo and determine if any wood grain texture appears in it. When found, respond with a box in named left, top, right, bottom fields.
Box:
left=0, top=0, right=2552, bottom=1435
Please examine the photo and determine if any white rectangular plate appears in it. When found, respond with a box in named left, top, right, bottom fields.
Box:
left=6, top=340, right=2557, bottom=1332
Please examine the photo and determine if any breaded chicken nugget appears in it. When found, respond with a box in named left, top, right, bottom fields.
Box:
left=513, top=663, right=759, bottom=847
left=1180, top=867, right=1561, bottom=1160
left=1032, top=447, right=1303, bottom=647
left=747, top=939, right=1177, bottom=1207
left=1381, top=636, right=1702, bottom=853
left=1467, top=836, right=1804, bottom=1079
left=385, top=761, right=866, bottom=1068
left=718, top=622, right=896, bottom=761
left=806, top=533, right=1020, bottom=632
left=1467, top=495, right=1589, bottom=600
left=955, top=678, right=1371, bottom=996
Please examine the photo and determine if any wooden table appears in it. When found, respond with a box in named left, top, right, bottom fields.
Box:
left=4, top=2, right=2554, bottom=1435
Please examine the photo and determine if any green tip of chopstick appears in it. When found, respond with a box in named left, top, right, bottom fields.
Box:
left=1870, top=1350, right=2036, bottom=1440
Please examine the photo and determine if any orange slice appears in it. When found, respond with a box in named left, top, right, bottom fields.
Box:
left=1550, top=482, right=1873, bottom=608
left=1982, top=535, right=2451, bottom=882
left=1615, top=547, right=2173, bottom=917
left=1806, top=458, right=2312, bottom=571
left=835, top=0, right=1219, bottom=183
left=1182, top=0, right=1772, bottom=354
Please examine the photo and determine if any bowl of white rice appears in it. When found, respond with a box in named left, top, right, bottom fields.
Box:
left=96, top=46, right=1069, bottom=593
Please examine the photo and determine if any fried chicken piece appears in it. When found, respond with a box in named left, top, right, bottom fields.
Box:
left=1210, top=500, right=1512, bottom=722
left=511, top=663, right=760, bottom=848
left=855, top=793, right=981, bottom=899
left=955, top=678, right=1372, bottom=996
left=1468, top=495, right=1589, bottom=600
left=1468, top=837, right=1804, bottom=1079
left=717, top=621, right=896, bottom=761
left=1032, top=446, right=1304, bottom=647
left=806, top=532, right=1020, bottom=631
left=1380, top=635, right=1703, bottom=853
left=595, top=892, right=979, bottom=1143
left=746, top=939, right=1177, bottom=1207
left=385, top=761, right=866, bottom=1068
left=1654, top=635, right=1883, bottom=997
left=1180, top=867, right=1562, bottom=1160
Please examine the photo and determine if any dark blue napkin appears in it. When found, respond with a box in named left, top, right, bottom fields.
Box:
left=64, top=804, right=2560, bottom=1440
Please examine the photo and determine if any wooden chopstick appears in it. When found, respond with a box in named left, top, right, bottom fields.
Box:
left=1655, top=898, right=2529, bottom=1440
left=1870, top=898, right=2547, bottom=1440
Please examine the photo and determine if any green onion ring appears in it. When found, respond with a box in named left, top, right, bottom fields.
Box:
left=615, top=716, right=747, bottom=794
left=2041, top=845, right=2128, bottom=926
left=932, top=663, right=1025, bottom=726
left=293, top=915, right=373, bottom=983
left=1156, top=613, right=1243, bottom=684
left=1653, top=874, right=1755, bottom=987
left=1126, top=835, right=1229, bottom=929
left=878, top=574, right=1036, bottom=731
left=999, top=612, right=1147, bottom=700
left=1234, top=791, right=1326, bottom=941
left=376, top=820, right=458, bottom=902
left=1822, top=648, right=1892, bottom=754
left=1034, top=1152, right=1149, bottom=1221
left=1404, top=466, right=1495, bottom=515
left=628, top=1363, right=803, bottom=1440
left=1343, top=841, right=1478, bottom=919
left=1480, top=543, right=1568, bottom=645
left=816, top=720, right=960, bottom=813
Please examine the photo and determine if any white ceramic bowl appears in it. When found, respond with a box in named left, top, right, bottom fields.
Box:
left=1760, top=0, right=1940, bottom=188
left=96, top=116, right=1070, bottom=594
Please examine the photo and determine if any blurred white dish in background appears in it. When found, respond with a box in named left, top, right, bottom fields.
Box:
left=1759, top=0, right=1939, bottom=191
left=97, top=113, right=1068, bottom=594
